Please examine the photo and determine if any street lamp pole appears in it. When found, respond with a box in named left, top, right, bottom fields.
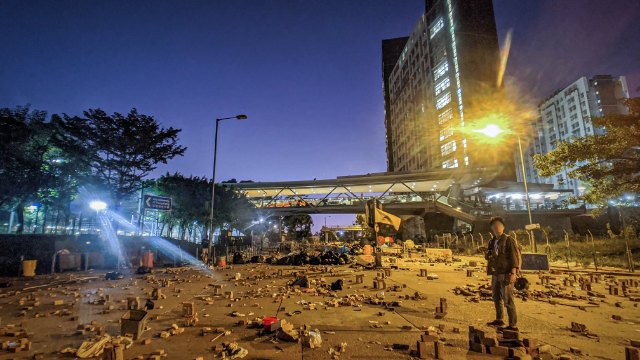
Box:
left=517, top=135, right=533, bottom=226
left=208, top=114, right=247, bottom=264
left=517, top=135, right=536, bottom=252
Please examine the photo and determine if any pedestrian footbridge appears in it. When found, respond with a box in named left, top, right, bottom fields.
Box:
left=223, top=168, right=577, bottom=225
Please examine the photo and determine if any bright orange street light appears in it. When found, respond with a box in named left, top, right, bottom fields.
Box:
left=472, top=123, right=505, bottom=138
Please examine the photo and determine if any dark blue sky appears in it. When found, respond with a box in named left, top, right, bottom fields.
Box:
left=2, top=0, right=638, bottom=228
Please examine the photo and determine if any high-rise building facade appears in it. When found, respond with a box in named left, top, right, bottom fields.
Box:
left=382, top=0, right=500, bottom=172
left=382, top=37, right=409, bottom=172
left=516, top=75, right=630, bottom=194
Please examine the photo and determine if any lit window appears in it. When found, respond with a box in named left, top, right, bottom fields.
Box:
left=439, top=123, right=454, bottom=141
left=435, top=92, right=451, bottom=110
left=434, top=77, right=450, bottom=96
left=438, top=108, right=453, bottom=124
left=430, top=18, right=444, bottom=39
left=433, top=62, right=449, bottom=81
left=440, top=140, right=456, bottom=156
left=442, top=158, right=459, bottom=168
left=464, top=156, right=469, bottom=166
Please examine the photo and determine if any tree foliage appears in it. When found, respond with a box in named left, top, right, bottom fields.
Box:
left=283, top=214, right=313, bottom=240
left=0, top=106, right=88, bottom=232
left=533, top=98, right=640, bottom=205
left=355, top=214, right=375, bottom=241
left=212, top=179, right=257, bottom=235
left=59, top=108, right=186, bottom=208
left=0, top=105, right=188, bottom=234
left=152, top=173, right=210, bottom=239
left=0, top=106, right=51, bottom=209
left=152, top=174, right=256, bottom=240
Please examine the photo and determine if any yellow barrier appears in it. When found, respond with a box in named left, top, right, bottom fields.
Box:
left=22, top=260, right=37, bottom=277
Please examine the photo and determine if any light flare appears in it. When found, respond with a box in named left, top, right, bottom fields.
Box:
left=472, top=124, right=504, bottom=138
left=497, top=29, right=512, bottom=88
left=143, top=236, right=219, bottom=278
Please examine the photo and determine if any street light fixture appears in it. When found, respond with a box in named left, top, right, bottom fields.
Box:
left=89, top=200, right=107, bottom=234
left=89, top=200, right=107, bottom=212
left=472, top=124, right=504, bottom=138
left=208, top=114, right=248, bottom=263
left=473, top=123, right=536, bottom=251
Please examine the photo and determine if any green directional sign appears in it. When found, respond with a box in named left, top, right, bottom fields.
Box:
left=143, top=194, right=171, bottom=211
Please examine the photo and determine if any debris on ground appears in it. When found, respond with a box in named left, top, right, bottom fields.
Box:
left=105, top=271, right=124, bottom=280
left=275, top=319, right=299, bottom=342
left=301, top=327, right=322, bottom=348
left=217, top=342, right=248, bottom=359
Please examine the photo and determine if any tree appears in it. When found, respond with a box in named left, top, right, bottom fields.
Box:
left=0, top=106, right=48, bottom=232
left=153, top=173, right=210, bottom=240
left=0, top=106, right=87, bottom=233
left=152, top=174, right=256, bottom=241
left=283, top=214, right=313, bottom=240
left=354, top=214, right=375, bottom=242
left=59, top=108, right=186, bottom=209
left=39, top=114, right=93, bottom=233
left=533, top=98, right=640, bottom=205
left=213, top=179, right=257, bottom=236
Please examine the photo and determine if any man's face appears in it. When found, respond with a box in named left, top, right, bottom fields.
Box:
left=491, top=221, right=504, bottom=237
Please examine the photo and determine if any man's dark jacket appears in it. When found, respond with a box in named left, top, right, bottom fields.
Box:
left=485, top=233, right=521, bottom=275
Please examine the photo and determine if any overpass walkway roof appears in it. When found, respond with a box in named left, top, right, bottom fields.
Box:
left=224, top=168, right=496, bottom=198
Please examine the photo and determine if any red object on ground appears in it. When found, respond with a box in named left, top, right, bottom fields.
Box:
left=142, top=252, right=153, bottom=268
left=263, top=317, right=278, bottom=330
left=215, top=256, right=226, bottom=267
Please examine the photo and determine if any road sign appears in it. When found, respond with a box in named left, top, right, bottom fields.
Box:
left=521, top=253, right=549, bottom=271
left=525, top=223, right=541, bottom=231
left=143, top=194, right=171, bottom=211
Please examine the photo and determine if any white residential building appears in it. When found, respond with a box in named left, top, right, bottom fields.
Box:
left=516, top=75, right=630, bottom=195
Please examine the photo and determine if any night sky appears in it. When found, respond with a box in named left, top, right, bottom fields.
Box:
left=2, top=0, right=638, bottom=229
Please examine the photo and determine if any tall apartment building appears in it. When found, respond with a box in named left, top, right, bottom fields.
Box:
left=382, top=36, right=409, bottom=172
left=382, top=0, right=500, bottom=172
left=516, top=75, right=630, bottom=194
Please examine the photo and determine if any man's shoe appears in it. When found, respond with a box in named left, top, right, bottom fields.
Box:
left=486, top=320, right=505, bottom=326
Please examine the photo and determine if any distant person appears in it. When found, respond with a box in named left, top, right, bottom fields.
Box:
left=484, top=216, right=520, bottom=331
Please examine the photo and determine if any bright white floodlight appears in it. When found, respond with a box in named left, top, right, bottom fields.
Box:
left=89, top=200, right=107, bottom=211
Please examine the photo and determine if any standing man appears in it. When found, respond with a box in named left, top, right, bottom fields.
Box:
left=484, top=217, right=520, bottom=331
